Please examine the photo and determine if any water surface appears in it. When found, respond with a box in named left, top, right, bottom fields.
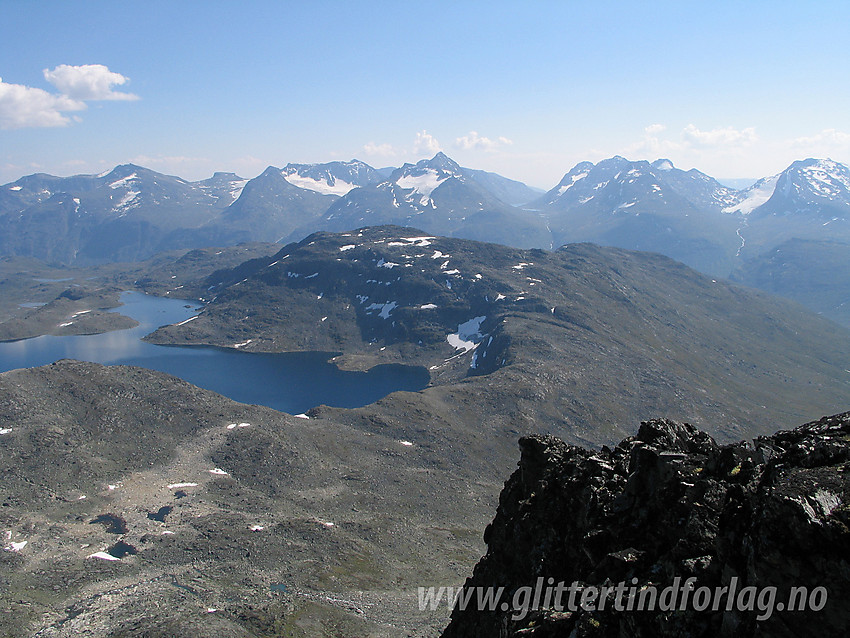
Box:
left=0, top=292, right=429, bottom=414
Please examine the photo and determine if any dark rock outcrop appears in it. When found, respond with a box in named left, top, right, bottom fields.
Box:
left=443, top=413, right=850, bottom=637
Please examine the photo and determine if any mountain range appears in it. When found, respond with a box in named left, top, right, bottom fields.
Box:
left=2, top=154, right=849, bottom=325
left=4, top=226, right=850, bottom=635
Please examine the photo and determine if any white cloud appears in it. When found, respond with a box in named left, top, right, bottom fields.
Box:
left=363, top=141, right=398, bottom=157
left=0, top=77, right=85, bottom=129
left=623, top=123, right=758, bottom=159
left=43, top=64, right=138, bottom=101
left=622, top=124, right=684, bottom=157
left=0, top=65, right=137, bottom=130
left=413, top=130, right=442, bottom=156
left=454, top=131, right=513, bottom=153
left=682, top=124, right=757, bottom=148
left=787, top=128, right=850, bottom=152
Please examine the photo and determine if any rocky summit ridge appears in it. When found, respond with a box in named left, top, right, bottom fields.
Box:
left=443, top=412, right=850, bottom=637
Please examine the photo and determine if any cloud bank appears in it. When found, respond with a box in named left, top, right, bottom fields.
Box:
left=413, top=130, right=442, bottom=156
left=43, top=64, right=138, bottom=102
left=0, top=65, right=137, bottom=130
left=455, top=131, right=513, bottom=152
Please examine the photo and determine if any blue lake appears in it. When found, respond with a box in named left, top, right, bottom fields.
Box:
left=0, top=291, right=430, bottom=414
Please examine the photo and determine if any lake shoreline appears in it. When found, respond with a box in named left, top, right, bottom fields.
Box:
left=0, top=291, right=429, bottom=414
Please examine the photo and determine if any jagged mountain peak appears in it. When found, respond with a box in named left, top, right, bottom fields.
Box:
left=652, top=158, right=675, bottom=171
left=429, top=151, right=461, bottom=171
left=391, top=153, right=464, bottom=181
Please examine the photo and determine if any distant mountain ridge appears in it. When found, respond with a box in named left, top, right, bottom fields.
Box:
left=311, top=153, right=551, bottom=248
left=2, top=156, right=850, bottom=320
left=0, top=154, right=547, bottom=264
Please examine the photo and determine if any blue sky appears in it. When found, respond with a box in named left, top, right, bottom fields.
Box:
left=1, top=0, right=848, bottom=188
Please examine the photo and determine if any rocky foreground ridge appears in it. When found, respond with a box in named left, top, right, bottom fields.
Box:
left=443, top=412, right=850, bottom=637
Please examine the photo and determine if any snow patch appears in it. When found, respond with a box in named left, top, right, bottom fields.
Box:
left=229, top=179, right=249, bottom=201
left=175, top=315, right=198, bottom=326
left=168, top=483, right=198, bottom=489
left=113, top=189, right=141, bottom=213
left=396, top=169, right=447, bottom=198
left=402, top=236, right=434, bottom=246
left=365, top=301, right=398, bottom=319
left=470, top=336, right=494, bottom=370
left=109, top=173, right=138, bottom=189
left=723, top=175, right=779, bottom=215
left=0, top=428, right=11, bottom=435
left=447, top=316, right=487, bottom=353
left=339, top=244, right=356, bottom=252
left=88, top=551, right=120, bottom=561
left=209, top=468, right=229, bottom=476
left=283, top=172, right=357, bottom=196
left=556, top=171, right=589, bottom=195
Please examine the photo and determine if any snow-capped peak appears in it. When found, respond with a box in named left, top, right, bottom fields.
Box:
left=426, top=152, right=462, bottom=173
left=391, top=153, right=463, bottom=182
left=388, top=153, right=464, bottom=205
left=788, top=158, right=850, bottom=197
left=280, top=160, right=381, bottom=196
left=652, top=158, right=674, bottom=171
